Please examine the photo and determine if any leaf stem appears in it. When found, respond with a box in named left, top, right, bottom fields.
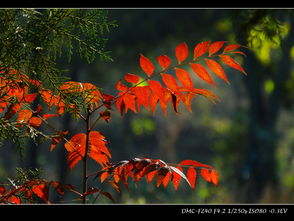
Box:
left=82, top=107, right=91, bottom=204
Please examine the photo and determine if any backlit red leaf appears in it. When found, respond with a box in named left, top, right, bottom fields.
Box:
left=161, top=73, right=179, bottom=93
left=208, top=41, right=225, bottom=56
left=187, top=167, right=197, bottom=189
left=16, top=109, right=33, bottom=125
left=157, top=54, right=171, bottom=69
left=223, top=44, right=241, bottom=52
left=190, top=63, right=215, bottom=87
left=175, top=67, right=193, bottom=88
left=32, top=183, right=50, bottom=204
left=140, top=54, right=154, bottom=77
left=220, top=55, right=247, bottom=75
left=193, top=41, right=211, bottom=60
left=124, top=73, right=139, bottom=84
left=28, top=117, right=42, bottom=127
left=205, top=59, right=230, bottom=84
left=175, top=42, right=188, bottom=64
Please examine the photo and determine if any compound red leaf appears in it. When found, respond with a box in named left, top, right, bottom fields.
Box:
left=140, top=54, right=154, bottom=77
left=175, top=67, right=193, bottom=88
left=175, top=42, right=188, bottom=64
left=223, top=44, right=241, bottom=52
left=208, top=41, right=225, bottom=56
left=193, top=41, right=211, bottom=60
left=190, top=63, right=215, bottom=87
left=205, top=59, right=230, bottom=84
left=64, top=131, right=111, bottom=169
left=124, top=73, right=139, bottom=84
left=157, top=54, right=171, bottom=69
left=187, top=167, right=197, bottom=189
left=220, top=55, right=247, bottom=75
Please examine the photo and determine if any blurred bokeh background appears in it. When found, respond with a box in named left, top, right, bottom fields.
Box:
left=1, top=8, right=294, bottom=204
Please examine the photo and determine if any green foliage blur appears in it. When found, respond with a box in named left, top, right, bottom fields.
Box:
left=0, top=8, right=293, bottom=204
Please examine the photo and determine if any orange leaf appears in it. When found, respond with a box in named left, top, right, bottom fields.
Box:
left=23, top=93, right=37, bottom=103
left=175, top=42, right=188, bottom=64
left=157, top=54, right=171, bottom=69
left=124, top=73, right=139, bottom=84
left=28, top=117, right=42, bottom=127
left=149, top=80, right=164, bottom=99
left=16, top=109, right=33, bottom=125
left=220, top=54, right=247, bottom=75
left=140, top=54, right=154, bottom=77
left=205, top=59, right=230, bottom=84
left=208, top=41, right=225, bottom=56
left=223, top=44, right=241, bottom=52
left=171, top=166, right=183, bottom=191
left=190, top=63, right=215, bottom=87
left=187, top=167, right=197, bottom=189
left=193, top=41, right=211, bottom=60
left=175, top=67, right=193, bottom=88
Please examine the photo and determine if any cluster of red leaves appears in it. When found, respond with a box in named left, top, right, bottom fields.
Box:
left=111, top=41, right=246, bottom=116
left=95, top=158, right=218, bottom=192
left=64, top=131, right=111, bottom=169
left=0, top=179, right=80, bottom=204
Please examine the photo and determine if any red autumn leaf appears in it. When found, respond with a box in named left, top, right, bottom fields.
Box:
left=0, top=185, right=6, bottom=195
left=208, top=41, right=225, bottom=56
left=140, top=54, right=154, bottom=77
left=223, top=44, right=241, bottom=52
left=132, top=86, right=151, bottom=111
left=161, top=73, right=179, bottom=93
left=193, top=41, right=211, bottom=60
left=149, top=80, right=164, bottom=99
left=100, top=110, right=111, bottom=123
left=157, top=54, right=171, bottom=69
left=175, top=42, right=188, bottom=64
left=36, top=104, right=43, bottom=114
left=102, top=93, right=116, bottom=109
left=43, top=113, right=58, bottom=120
left=190, top=63, right=215, bottom=87
left=28, top=117, right=42, bottom=127
left=175, top=67, right=193, bottom=88
left=205, top=59, right=230, bottom=84
left=32, top=183, right=50, bottom=204
left=220, top=54, right=247, bottom=75
left=4, top=103, right=22, bottom=120
left=116, top=92, right=137, bottom=114
left=210, top=170, right=219, bottom=186
left=200, top=168, right=212, bottom=182
left=9, top=195, right=21, bottom=204
left=82, top=83, right=102, bottom=105
left=124, top=73, right=139, bottom=84
left=187, top=167, right=197, bottom=189
left=64, top=131, right=111, bottom=169
left=159, top=88, right=171, bottom=116
left=115, top=80, right=128, bottom=92
left=50, top=131, right=68, bottom=152
left=23, top=93, right=37, bottom=103
left=178, top=159, right=213, bottom=169
left=16, top=109, right=33, bottom=125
